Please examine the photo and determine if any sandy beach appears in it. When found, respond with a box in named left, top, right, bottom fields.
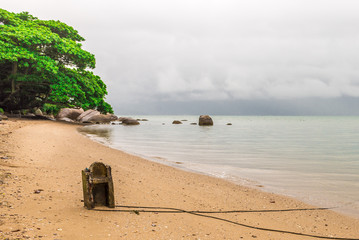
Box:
left=1, top=119, right=359, bottom=240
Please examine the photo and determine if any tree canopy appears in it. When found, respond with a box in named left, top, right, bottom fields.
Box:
left=0, top=9, right=113, bottom=114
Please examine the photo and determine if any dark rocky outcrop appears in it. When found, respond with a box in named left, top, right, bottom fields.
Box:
left=57, top=108, right=84, bottom=120
left=199, top=115, right=213, bottom=126
left=172, top=120, right=182, bottom=124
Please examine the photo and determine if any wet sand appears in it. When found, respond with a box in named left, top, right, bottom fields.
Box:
left=1, top=119, right=359, bottom=239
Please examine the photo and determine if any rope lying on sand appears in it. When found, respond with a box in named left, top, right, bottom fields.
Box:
left=92, top=205, right=359, bottom=240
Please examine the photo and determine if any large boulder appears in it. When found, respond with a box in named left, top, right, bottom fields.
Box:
left=57, top=108, right=84, bottom=120
left=87, top=114, right=118, bottom=123
left=199, top=115, right=213, bottom=126
left=77, top=110, right=101, bottom=123
left=120, top=117, right=140, bottom=125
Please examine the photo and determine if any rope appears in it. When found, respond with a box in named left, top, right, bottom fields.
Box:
left=91, top=205, right=359, bottom=240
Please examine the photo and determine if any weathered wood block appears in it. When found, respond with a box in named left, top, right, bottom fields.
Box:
left=82, top=162, right=115, bottom=209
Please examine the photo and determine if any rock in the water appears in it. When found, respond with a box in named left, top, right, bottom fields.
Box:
left=57, top=108, right=84, bottom=120
left=199, top=115, right=213, bottom=126
left=172, top=120, right=182, bottom=124
left=190, top=122, right=197, bottom=125
left=118, top=117, right=126, bottom=122
left=87, top=114, right=118, bottom=123
left=34, top=108, right=43, bottom=116
left=227, top=123, right=232, bottom=125
left=136, top=118, right=149, bottom=121
left=77, top=110, right=100, bottom=123
left=120, top=117, right=140, bottom=125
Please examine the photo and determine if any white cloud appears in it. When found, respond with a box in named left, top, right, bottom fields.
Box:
left=2, top=0, right=359, bottom=113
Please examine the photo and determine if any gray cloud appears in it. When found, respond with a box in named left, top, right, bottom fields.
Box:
left=2, top=0, right=359, bottom=114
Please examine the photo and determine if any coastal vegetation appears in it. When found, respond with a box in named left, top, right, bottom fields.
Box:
left=0, top=9, right=113, bottom=115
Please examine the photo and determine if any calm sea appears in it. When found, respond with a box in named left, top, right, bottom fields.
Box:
left=79, top=116, right=359, bottom=218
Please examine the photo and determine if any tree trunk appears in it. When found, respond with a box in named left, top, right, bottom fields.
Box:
left=11, top=62, right=18, bottom=93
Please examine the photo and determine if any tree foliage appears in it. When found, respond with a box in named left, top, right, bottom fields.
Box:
left=0, top=9, right=113, bottom=113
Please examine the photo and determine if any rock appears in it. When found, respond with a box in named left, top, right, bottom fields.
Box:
left=227, top=123, right=232, bottom=125
left=26, top=113, right=35, bottom=117
left=172, top=120, right=182, bottom=124
left=58, top=117, right=75, bottom=123
left=0, top=112, right=8, bottom=121
left=34, top=189, right=43, bottom=194
left=120, top=117, right=140, bottom=125
left=57, top=108, right=84, bottom=120
left=190, top=123, right=197, bottom=125
left=87, top=114, right=118, bottom=123
left=34, top=108, right=43, bottom=116
left=199, top=115, right=213, bottom=126
left=77, top=110, right=100, bottom=123
left=43, top=114, right=56, bottom=121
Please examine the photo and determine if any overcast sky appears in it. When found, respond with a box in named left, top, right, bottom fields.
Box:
left=2, top=0, right=359, bottom=115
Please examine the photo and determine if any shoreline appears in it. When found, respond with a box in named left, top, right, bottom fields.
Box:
left=80, top=119, right=359, bottom=220
left=1, top=119, right=359, bottom=239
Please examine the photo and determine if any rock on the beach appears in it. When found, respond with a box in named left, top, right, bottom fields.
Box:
left=87, top=114, right=118, bottom=123
left=199, top=115, right=213, bottom=126
left=77, top=110, right=100, bottom=123
left=57, top=117, right=75, bottom=123
left=172, top=120, right=182, bottom=124
left=119, top=117, right=140, bottom=125
left=0, top=115, right=8, bottom=120
left=57, top=108, right=84, bottom=120
left=34, top=108, right=43, bottom=116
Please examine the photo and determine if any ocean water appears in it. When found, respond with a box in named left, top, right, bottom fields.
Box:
left=79, top=116, right=359, bottom=218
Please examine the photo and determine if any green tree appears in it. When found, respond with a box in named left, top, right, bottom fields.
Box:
left=0, top=9, right=113, bottom=113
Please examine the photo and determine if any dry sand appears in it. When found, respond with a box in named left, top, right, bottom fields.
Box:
left=0, top=119, right=359, bottom=240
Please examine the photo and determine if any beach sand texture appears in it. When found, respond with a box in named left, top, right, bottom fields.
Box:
left=1, top=119, right=359, bottom=239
